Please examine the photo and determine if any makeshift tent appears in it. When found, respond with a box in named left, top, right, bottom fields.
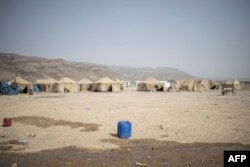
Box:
left=14, top=77, right=33, bottom=94
left=159, top=81, right=171, bottom=91
left=226, top=80, right=241, bottom=90
left=56, top=77, right=80, bottom=93
left=115, top=79, right=124, bottom=91
left=180, top=79, right=203, bottom=91
left=91, top=77, right=120, bottom=92
left=200, top=79, right=220, bottom=89
left=173, top=79, right=203, bottom=92
left=171, top=81, right=181, bottom=92
left=79, top=78, right=92, bottom=91
left=35, top=78, right=58, bottom=93
left=137, top=77, right=164, bottom=91
left=0, top=82, right=18, bottom=95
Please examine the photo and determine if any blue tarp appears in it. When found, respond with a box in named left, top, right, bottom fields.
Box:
left=33, top=84, right=42, bottom=92
left=0, top=83, right=19, bottom=95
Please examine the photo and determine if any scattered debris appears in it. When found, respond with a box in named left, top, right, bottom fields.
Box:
left=136, top=162, right=147, bottom=166
left=185, top=161, right=192, bottom=166
left=146, top=155, right=151, bottom=159
left=161, top=134, right=169, bottom=138
left=159, top=125, right=163, bottom=129
left=26, top=133, right=36, bottom=138
left=11, top=163, right=18, bottom=167
left=18, top=140, right=29, bottom=144
left=201, top=157, right=205, bottom=164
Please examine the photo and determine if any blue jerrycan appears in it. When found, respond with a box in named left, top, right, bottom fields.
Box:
left=117, top=121, right=132, bottom=139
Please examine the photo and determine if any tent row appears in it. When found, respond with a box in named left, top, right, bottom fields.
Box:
left=172, top=79, right=242, bottom=92
left=0, top=76, right=243, bottom=94
left=36, top=77, right=124, bottom=93
left=0, top=77, right=124, bottom=94
left=137, top=78, right=242, bottom=92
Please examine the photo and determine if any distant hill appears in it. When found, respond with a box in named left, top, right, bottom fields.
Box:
left=109, top=66, right=193, bottom=81
left=0, top=53, right=193, bottom=82
left=0, top=53, right=119, bottom=82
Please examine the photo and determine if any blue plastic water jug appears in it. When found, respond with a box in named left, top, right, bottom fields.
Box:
left=117, top=121, right=132, bottom=139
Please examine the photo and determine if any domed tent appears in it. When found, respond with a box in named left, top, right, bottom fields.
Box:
left=115, top=79, right=124, bottom=91
left=226, top=80, right=241, bottom=90
left=91, top=77, right=120, bottom=92
left=54, top=77, right=80, bottom=93
left=14, top=77, right=33, bottom=93
left=35, top=78, right=58, bottom=93
left=79, top=78, right=92, bottom=91
left=137, top=77, right=164, bottom=92
left=201, top=79, right=220, bottom=90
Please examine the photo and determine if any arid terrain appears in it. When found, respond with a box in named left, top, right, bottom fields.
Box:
left=0, top=53, right=193, bottom=82
left=0, top=87, right=250, bottom=166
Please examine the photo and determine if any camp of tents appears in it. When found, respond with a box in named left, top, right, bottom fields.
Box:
left=170, top=79, right=242, bottom=92
left=0, top=76, right=244, bottom=95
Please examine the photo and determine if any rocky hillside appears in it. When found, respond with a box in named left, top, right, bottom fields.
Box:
left=0, top=53, right=119, bottom=82
left=0, top=53, right=193, bottom=82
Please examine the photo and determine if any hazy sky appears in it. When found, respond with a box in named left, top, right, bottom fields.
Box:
left=0, top=0, right=250, bottom=79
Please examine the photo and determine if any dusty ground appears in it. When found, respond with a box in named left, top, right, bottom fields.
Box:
left=0, top=87, right=250, bottom=166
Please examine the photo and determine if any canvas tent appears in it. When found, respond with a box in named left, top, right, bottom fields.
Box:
left=115, top=79, right=124, bottom=91
left=225, top=80, right=241, bottom=90
left=14, top=77, right=33, bottom=93
left=35, top=78, right=58, bottom=93
left=173, top=79, right=203, bottom=92
left=200, top=79, right=220, bottom=90
left=91, top=77, right=120, bottom=92
left=137, top=77, right=164, bottom=92
left=180, top=79, right=203, bottom=92
left=79, top=78, right=92, bottom=91
left=54, top=77, right=80, bottom=93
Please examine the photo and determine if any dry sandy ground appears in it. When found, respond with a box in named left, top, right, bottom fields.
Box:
left=0, top=88, right=250, bottom=166
left=0, top=88, right=250, bottom=152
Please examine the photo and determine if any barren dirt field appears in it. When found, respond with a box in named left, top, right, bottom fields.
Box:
left=0, top=87, right=250, bottom=166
